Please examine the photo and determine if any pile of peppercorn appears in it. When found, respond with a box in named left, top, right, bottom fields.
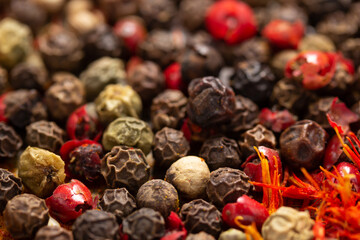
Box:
left=2, top=0, right=360, bottom=239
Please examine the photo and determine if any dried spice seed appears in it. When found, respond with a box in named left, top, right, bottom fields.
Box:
left=34, top=226, right=73, bottom=240
left=0, top=122, right=22, bottom=158
left=0, top=168, right=22, bottom=213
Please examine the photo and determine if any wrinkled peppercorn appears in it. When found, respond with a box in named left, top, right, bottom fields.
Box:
left=138, top=0, right=176, bottom=29
left=127, top=61, right=165, bottom=103
left=187, top=77, right=236, bottom=127
left=179, top=0, right=213, bottom=32
left=10, top=63, right=48, bottom=91
left=45, top=73, right=85, bottom=121
left=180, top=199, right=222, bottom=237
left=186, top=232, right=216, bottom=240
left=151, top=89, right=187, bottom=131
left=4, top=194, right=49, bottom=240
left=280, top=120, right=327, bottom=170
left=102, top=117, right=153, bottom=154
left=80, top=57, right=127, bottom=101
left=153, top=127, right=190, bottom=169
left=199, top=136, right=242, bottom=171
left=299, top=34, right=336, bottom=52
left=101, top=146, right=150, bottom=193
left=18, top=146, right=66, bottom=198
left=72, top=210, right=119, bottom=240
left=99, top=188, right=137, bottom=223
left=26, top=120, right=65, bottom=153
left=306, top=97, right=336, bottom=130
left=0, top=168, right=22, bottom=212
left=123, top=208, right=165, bottom=240
left=0, top=122, right=22, bottom=159
left=35, top=226, right=73, bottom=240
left=233, top=37, right=271, bottom=64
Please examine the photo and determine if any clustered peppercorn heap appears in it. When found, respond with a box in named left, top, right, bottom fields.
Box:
left=2, top=0, right=360, bottom=239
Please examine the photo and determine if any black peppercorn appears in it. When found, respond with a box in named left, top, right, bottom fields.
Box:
left=10, top=63, right=49, bottom=91
left=233, top=37, right=271, bottom=64
left=0, top=168, right=22, bottom=212
left=123, top=208, right=165, bottom=240
left=199, top=136, right=242, bottom=171
left=187, top=76, right=236, bottom=127
left=136, top=180, right=179, bottom=218
left=306, top=97, right=336, bottom=130
left=340, top=38, right=360, bottom=69
left=153, top=127, right=190, bottom=169
left=280, top=120, right=327, bottom=170
left=180, top=199, right=222, bottom=237
left=186, top=232, right=216, bottom=240
left=101, top=146, right=150, bottom=193
left=4, top=194, right=49, bottom=240
left=138, top=0, right=176, bottom=29
left=0, top=67, right=8, bottom=94
left=99, top=188, right=137, bottom=223
left=72, top=210, right=119, bottom=240
left=179, top=0, right=213, bottom=32
left=300, top=0, right=351, bottom=20
left=0, top=122, right=22, bottom=159
left=35, top=226, right=73, bottom=240
left=98, top=0, right=138, bottom=24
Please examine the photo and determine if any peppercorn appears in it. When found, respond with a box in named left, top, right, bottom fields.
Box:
left=38, top=24, right=84, bottom=73
left=10, top=63, right=49, bottom=91
left=127, top=61, right=165, bottom=103
left=140, top=0, right=176, bottom=28
left=102, top=117, right=153, bottom=154
left=151, top=89, right=187, bottom=131
left=98, top=0, right=138, bottom=24
left=153, top=127, right=190, bottom=169
left=101, top=146, right=150, bottom=193
left=95, top=84, right=142, bottom=124
left=0, top=168, right=22, bottom=212
left=270, top=50, right=298, bottom=78
left=306, top=97, right=336, bottom=130
left=180, top=43, right=224, bottom=84
left=186, top=232, right=216, bottom=240
left=340, top=38, right=360, bottom=70
left=80, top=57, right=127, bottom=101
left=32, top=0, right=65, bottom=14
left=219, top=228, right=247, bottom=240
left=301, top=0, right=351, bottom=20
left=230, top=60, right=275, bottom=106
left=166, top=156, right=210, bottom=199
left=0, top=67, right=8, bottom=94
left=299, top=34, right=336, bottom=52
left=259, top=108, right=297, bottom=133
left=199, top=136, right=242, bottom=171
left=72, top=210, right=119, bottom=240
left=45, top=72, right=85, bottom=121
left=35, top=226, right=73, bottom=240
left=122, top=208, right=165, bottom=240
left=280, top=120, right=327, bottom=170
left=4, top=194, right=49, bottom=240
left=233, top=37, right=271, bottom=64
left=179, top=0, right=213, bottom=32
left=180, top=199, right=222, bottom=237
left=99, top=188, right=137, bottom=223
left=238, top=124, right=276, bottom=158
left=18, top=146, right=66, bottom=198
left=262, top=206, right=314, bottom=240
left=67, top=9, right=104, bottom=35
left=0, top=18, right=32, bottom=69
left=265, top=3, right=308, bottom=26
left=0, top=122, right=22, bottom=159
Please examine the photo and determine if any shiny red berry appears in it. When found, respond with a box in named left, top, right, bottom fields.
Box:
left=164, top=63, right=184, bottom=91
left=205, top=0, right=257, bottom=45
left=0, top=93, right=8, bottom=123
left=332, top=162, right=360, bottom=192
left=258, top=108, right=296, bottom=132
left=46, top=179, right=95, bottom=224
left=162, top=212, right=187, bottom=240
left=323, top=135, right=343, bottom=170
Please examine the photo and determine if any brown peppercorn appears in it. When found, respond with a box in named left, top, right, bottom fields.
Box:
left=179, top=0, right=213, bottom=32
left=151, top=89, right=187, bottom=131
left=186, top=232, right=216, bottom=240
left=239, top=124, right=276, bottom=158
left=180, top=43, right=224, bottom=84
left=38, top=24, right=83, bottom=73
left=187, top=77, right=236, bottom=127
left=306, top=97, right=336, bottom=130
left=233, top=37, right=271, bottom=64
left=98, top=0, right=138, bottom=24
left=72, top=210, right=119, bottom=240
left=138, top=0, right=176, bottom=29
left=180, top=199, right=222, bottom=237
left=26, top=120, right=65, bottom=153
left=101, top=146, right=150, bottom=193
left=153, top=127, right=190, bottom=169
left=206, top=168, right=251, bottom=208
left=123, top=208, right=165, bottom=240
left=0, top=122, right=22, bottom=159
left=99, top=188, right=137, bottom=223
left=4, top=194, right=49, bottom=240
left=10, top=63, right=49, bottom=91
left=136, top=180, right=179, bottom=218
left=299, top=34, right=336, bottom=52
left=199, top=137, right=242, bottom=171
left=127, top=61, right=165, bottom=103
left=0, top=168, right=22, bottom=212
left=0, top=67, right=8, bottom=94
left=270, top=50, right=298, bottom=78
left=34, top=226, right=73, bottom=240
left=280, top=120, right=327, bottom=170
left=45, top=73, right=85, bottom=121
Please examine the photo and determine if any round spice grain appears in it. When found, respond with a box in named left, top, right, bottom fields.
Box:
left=0, top=122, right=22, bottom=159
left=0, top=168, right=22, bottom=212
left=34, top=226, right=73, bottom=240
left=186, top=232, right=216, bottom=240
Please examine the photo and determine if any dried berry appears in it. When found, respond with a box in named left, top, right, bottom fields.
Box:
left=0, top=168, right=22, bottom=212
left=10, top=63, right=48, bottom=91
left=219, top=228, right=247, bottom=240
left=99, top=188, right=137, bottom=223
left=179, top=0, right=213, bottom=31
left=186, top=232, right=216, bottom=240
left=153, top=127, right=190, bottom=169
left=72, top=210, right=119, bottom=240
left=123, top=208, right=165, bottom=240
left=163, top=62, right=184, bottom=91
left=138, top=0, right=176, bottom=29
left=306, top=97, right=336, bottom=130
left=98, top=0, right=137, bottom=24
left=101, top=146, right=150, bottom=193
left=259, top=108, right=296, bottom=133
left=233, top=37, right=271, bottom=64
left=299, top=34, right=336, bottom=52
left=18, top=146, right=66, bottom=198
left=102, top=117, right=154, bottom=154
left=180, top=199, right=222, bottom=237
left=26, top=120, right=65, bottom=153
left=4, top=194, right=49, bottom=240
left=34, top=226, right=73, bottom=240
left=270, top=50, right=298, bottom=78
left=199, top=136, right=242, bottom=171
left=0, top=122, right=22, bottom=158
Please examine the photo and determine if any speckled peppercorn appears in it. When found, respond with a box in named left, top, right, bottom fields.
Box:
left=10, top=63, right=48, bottom=91
left=34, top=226, right=73, bottom=240
left=0, top=122, right=22, bottom=159
left=0, top=168, right=22, bottom=212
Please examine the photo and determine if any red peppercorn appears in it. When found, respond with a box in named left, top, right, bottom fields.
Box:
left=0, top=93, right=8, bottom=123
left=45, top=179, right=96, bottom=224
left=163, top=62, right=184, bottom=91
left=262, top=20, right=304, bottom=49
left=323, top=135, right=343, bottom=170
left=205, top=0, right=257, bottom=45
left=258, top=108, right=296, bottom=132
left=332, top=162, right=360, bottom=192
left=161, top=212, right=187, bottom=240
